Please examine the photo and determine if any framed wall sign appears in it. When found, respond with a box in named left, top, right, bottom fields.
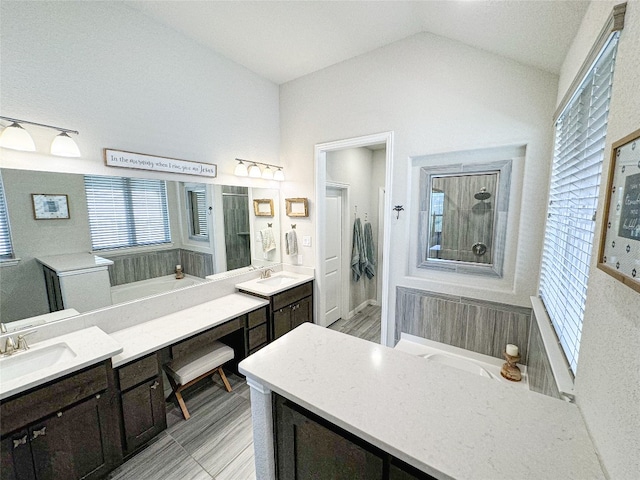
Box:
left=253, top=199, right=274, bottom=217
left=286, top=198, right=309, bottom=217
left=104, top=148, right=217, bottom=178
left=598, top=128, right=640, bottom=293
left=32, top=194, right=70, bottom=220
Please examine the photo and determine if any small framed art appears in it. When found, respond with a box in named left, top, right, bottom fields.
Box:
left=32, top=194, right=70, bottom=220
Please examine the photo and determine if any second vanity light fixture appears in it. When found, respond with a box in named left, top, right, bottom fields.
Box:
left=0, top=115, right=81, bottom=157
left=234, top=158, right=284, bottom=181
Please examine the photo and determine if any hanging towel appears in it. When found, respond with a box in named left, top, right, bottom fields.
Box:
left=351, top=218, right=367, bottom=281
left=259, top=228, right=276, bottom=259
left=363, top=222, right=376, bottom=279
left=286, top=230, right=298, bottom=255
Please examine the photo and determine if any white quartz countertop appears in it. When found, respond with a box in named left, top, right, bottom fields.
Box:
left=235, top=271, right=314, bottom=296
left=0, top=326, right=122, bottom=400
left=110, top=293, right=269, bottom=368
left=239, top=323, right=605, bottom=480
left=36, top=253, right=113, bottom=273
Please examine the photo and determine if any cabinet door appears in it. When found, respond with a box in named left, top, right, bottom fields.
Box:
left=121, top=377, right=165, bottom=455
left=29, top=396, right=107, bottom=480
left=389, top=462, right=437, bottom=480
left=0, top=430, right=35, bottom=480
left=276, top=399, right=383, bottom=480
left=292, top=296, right=312, bottom=329
left=273, top=308, right=291, bottom=340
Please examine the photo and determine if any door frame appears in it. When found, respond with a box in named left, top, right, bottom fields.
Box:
left=325, top=182, right=350, bottom=326
left=314, top=131, right=394, bottom=343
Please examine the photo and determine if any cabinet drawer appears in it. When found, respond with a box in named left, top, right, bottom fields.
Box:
left=171, top=316, right=243, bottom=359
left=247, top=307, right=268, bottom=329
left=118, top=354, right=159, bottom=391
left=0, top=363, right=108, bottom=436
left=248, top=324, right=268, bottom=350
left=273, top=282, right=313, bottom=311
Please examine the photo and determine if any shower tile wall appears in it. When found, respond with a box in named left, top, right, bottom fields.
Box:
left=527, top=310, right=562, bottom=399
left=106, top=248, right=213, bottom=286
left=395, top=287, right=531, bottom=364
left=222, top=186, right=251, bottom=271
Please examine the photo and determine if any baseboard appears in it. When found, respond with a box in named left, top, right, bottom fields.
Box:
left=347, top=299, right=377, bottom=319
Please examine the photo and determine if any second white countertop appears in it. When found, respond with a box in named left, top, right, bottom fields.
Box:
left=110, top=293, right=268, bottom=368
left=239, top=323, right=605, bottom=480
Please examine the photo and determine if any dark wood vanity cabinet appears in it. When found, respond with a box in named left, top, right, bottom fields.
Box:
left=274, top=395, right=435, bottom=480
left=115, top=352, right=166, bottom=456
left=246, top=307, right=269, bottom=354
left=0, top=362, right=120, bottom=480
left=270, top=281, right=313, bottom=341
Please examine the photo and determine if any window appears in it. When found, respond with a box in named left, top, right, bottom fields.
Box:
left=539, top=33, right=620, bottom=374
left=185, top=184, right=209, bottom=241
left=0, top=171, right=14, bottom=259
left=85, top=175, right=171, bottom=250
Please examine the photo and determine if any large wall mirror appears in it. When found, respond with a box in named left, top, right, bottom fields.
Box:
left=0, top=167, right=281, bottom=325
left=417, top=159, right=512, bottom=277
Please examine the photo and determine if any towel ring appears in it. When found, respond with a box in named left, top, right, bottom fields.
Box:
left=291, top=224, right=296, bottom=229
left=267, top=223, right=273, bottom=227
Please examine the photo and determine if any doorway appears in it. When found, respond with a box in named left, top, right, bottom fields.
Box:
left=315, top=132, right=393, bottom=345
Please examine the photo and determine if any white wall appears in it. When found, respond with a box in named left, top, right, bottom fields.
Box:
left=280, top=31, right=558, bottom=343
left=558, top=2, right=640, bottom=478
left=0, top=1, right=280, bottom=185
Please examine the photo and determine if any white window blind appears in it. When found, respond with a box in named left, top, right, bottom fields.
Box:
left=0, top=172, right=14, bottom=259
left=539, top=33, right=619, bottom=374
left=85, top=175, right=171, bottom=250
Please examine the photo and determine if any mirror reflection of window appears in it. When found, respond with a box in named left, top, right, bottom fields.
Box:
left=185, top=185, right=209, bottom=241
left=428, top=190, right=444, bottom=258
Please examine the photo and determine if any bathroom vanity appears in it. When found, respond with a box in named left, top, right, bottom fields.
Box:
left=239, top=323, right=606, bottom=480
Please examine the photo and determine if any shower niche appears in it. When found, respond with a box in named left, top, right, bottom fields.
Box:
left=416, top=157, right=513, bottom=278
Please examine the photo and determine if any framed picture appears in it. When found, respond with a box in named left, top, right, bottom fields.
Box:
left=253, top=198, right=274, bottom=217
left=32, top=194, right=70, bottom=220
left=597, top=128, right=640, bottom=293
left=286, top=198, right=309, bottom=217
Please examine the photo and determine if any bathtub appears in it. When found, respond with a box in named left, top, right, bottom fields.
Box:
left=394, top=333, right=529, bottom=388
left=111, top=274, right=205, bottom=304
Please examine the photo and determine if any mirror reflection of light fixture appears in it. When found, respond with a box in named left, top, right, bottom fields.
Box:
left=0, top=116, right=80, bottom=157
left=234, top=158, right=284, bottom=181
left=234, top=159, right=248, bottom=176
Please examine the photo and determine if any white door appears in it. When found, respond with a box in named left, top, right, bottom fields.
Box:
left=324, top=189, right=342, bottom=325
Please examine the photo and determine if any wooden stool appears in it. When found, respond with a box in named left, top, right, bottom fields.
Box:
left=164, top=341, right=235, bottom=420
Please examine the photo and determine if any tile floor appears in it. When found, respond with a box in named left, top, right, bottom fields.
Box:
left=108, top=307, right=381, bottom=479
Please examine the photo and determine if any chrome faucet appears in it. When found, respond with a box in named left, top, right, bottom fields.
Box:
left=260, top=268, right=274, bottom=279
left=1, top=331, right=37, bottom=355
left=2, top=336, right=16, bottom=355
left=17, top=331, right=37, bottom=351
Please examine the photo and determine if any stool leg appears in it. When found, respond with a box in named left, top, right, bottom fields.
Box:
left=175, top=389, right=190, bottom=420
left=218, top=367, right=232, bottom=392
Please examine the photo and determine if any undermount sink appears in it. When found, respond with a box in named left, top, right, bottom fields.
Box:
left=257, top=275, right=297, bottom=286
left=0, top=342, right=77, bottom=383
left=420, top=353, right=494, bottom=379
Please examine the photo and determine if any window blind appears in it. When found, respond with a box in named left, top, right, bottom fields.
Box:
left=0, top=172, right=14, bottom=259
left=539, top=33, right=619, bottom=374
left=84, top=175, right=171, bottom=250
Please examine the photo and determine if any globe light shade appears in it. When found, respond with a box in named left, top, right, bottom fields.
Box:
left=0, top=122, right=36, bottom=152
left=248, top=163, right=262, bottom=178
left=234, top=160, right=248, bottom=176
left=50, top=132, right=81, bottom=157
left=262, top=166, right=274, bottom=180
left=273, top=168, right=285, bottom=181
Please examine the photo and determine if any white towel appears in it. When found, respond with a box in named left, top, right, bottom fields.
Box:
left=260, top=228, right=276, bottom=254
left=286, top=230, right=298, bottom=256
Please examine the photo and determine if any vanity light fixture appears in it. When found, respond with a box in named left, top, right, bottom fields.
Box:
left=234, top=158, right=284, bottom=181
left=0, top=116, right=81, bottom=157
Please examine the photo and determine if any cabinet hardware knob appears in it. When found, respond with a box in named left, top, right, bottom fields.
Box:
left=56, top=411, right=63, bottom=417
left=95, top=394, right=101, bottom=399
left=31, top=427, right=46, bottom=440
left=151, top=381, right=159, bottom=390
left=13, top=435, right=27, bottom=449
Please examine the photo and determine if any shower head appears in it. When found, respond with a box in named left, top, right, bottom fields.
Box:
left=474, top=187, right=491, bottom=201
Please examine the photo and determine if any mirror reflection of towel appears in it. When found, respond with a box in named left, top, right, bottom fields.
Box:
left=286, top=230, right=298, bottom=255
left=260, top=228, right=276, bottom=256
